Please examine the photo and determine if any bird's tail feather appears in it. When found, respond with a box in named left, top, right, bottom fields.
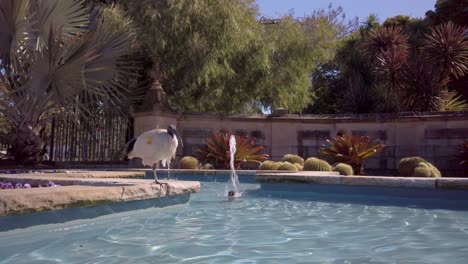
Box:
left=124, top=138, right=137, bottom=158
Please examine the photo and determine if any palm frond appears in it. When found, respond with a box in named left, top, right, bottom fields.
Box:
left=31, top=0, right=89, bottom=51
left=0, top=0, right=32, bottom=63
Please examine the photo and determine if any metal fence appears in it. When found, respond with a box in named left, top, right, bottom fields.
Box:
left=50, top=113, right=133, bottom=164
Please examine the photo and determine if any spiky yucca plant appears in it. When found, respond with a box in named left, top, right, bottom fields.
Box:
left=365, top=26, right=409, bottom=55
left=197, top=130, right=268, bottom=169
left=438, top=91, right=468, bottom=112
left=0, top=0, right=140, bottom=163
left=422, top=21, right=468, bottom=80
left=320, top=135, right=385, bottom=175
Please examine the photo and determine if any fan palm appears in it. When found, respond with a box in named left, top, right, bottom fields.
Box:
left=0, top=0, right=138, bottom=163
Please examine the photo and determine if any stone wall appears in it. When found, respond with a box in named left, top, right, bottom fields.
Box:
left=133, top=111, right=468, bottom=176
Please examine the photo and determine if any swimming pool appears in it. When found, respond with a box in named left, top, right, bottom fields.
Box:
left=1, top=177, right=468, bottom=263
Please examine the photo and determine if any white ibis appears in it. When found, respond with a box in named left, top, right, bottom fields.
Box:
left=125, top=124, right=183, bottom=185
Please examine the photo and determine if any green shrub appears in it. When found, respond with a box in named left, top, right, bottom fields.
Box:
left=201, top=163, right=214, bottom=170
left=303, top=158, right=332, bottom=171
left=399, top=157, right=441, bottom=177
left=333, top=163, right=354, bottom=176
left=282, top=154, right=304, bottom=166
left=179, top=156, right=199, bottom=169
left=277, top=162, right=299, bottom=171
left=294, top=163, right=303, bottom=171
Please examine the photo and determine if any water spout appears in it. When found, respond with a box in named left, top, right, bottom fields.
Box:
left=226, top=135, right=241, bottom=197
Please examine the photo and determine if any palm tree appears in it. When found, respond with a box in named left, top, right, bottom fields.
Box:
left=0, top=0, right=138, bottom=164
left=422, top=21, right=468, bottom=81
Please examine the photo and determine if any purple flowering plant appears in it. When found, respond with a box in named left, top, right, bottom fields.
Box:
left=0, top=180, right=59, bottom=190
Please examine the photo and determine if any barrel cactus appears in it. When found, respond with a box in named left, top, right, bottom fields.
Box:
left=201, top=163, right=214, bottom=170
left=399, top=157, right=441, bottom=177
left=412, top=163, right=432, bottom=178
left=282, top=154, right=304, bottom=166
left=259, top=160, right=281, bottom=170
left=426, top=162, right=442, bottom=178
left=278, top=162, right=299, bottom=171
left=333, top=163, right=354, bottom=176
left=303, top=158, right=332, bottom=171
left=399, top=157, right=426, bottom=176
left=179, top=156, right=199, bottom=169
left=294, top=163, right=303, bottom=171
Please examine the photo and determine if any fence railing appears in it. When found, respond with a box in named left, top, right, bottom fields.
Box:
left=51, top=114, right=133, bottom=163
left=0, top=113, right=133, bottom=164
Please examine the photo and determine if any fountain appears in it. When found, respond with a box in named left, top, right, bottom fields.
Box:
left=226, top=135, right=241, bottom=197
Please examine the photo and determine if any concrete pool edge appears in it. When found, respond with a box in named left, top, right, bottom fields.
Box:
left=153, top=169, right=467, bottom=190
left=0, top=174, right=200, bottom=217
left=154, top=169, right=468, bottom=190
left=255, top=173, right=468, bottom=190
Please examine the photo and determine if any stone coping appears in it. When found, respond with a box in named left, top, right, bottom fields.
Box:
left=255, top=173, right=468, bottom=190
left=0, top=174, right=200, bottom=216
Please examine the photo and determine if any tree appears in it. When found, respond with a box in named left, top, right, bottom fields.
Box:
left=297, top=6, right=359, bottom=114
left=425, top=0, right=468, bottom=27
left=0, top=0, right=139, bottom=164
left=116, top=0, right=347, bottom=114
left=120, top=0, right=267, bottom=113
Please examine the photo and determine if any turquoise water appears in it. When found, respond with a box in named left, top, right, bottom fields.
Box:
left=1, top=180, right=468, bottom=263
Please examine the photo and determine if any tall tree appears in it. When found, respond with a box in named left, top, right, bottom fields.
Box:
left=121, top=0, right=267, bottom=113
left=117, top=0, right=344, bottom=113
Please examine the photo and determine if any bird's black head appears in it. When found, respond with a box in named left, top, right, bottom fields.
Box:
left=167, top=124, right=177, bottom=134
left=167, top=124, right=183, bottom=147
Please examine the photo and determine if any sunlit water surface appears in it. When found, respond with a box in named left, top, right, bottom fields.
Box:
left=1, top=181, right=468, bottom=263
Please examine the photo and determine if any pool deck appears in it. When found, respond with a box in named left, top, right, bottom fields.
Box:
left=0, top=172, right=200, bottom=216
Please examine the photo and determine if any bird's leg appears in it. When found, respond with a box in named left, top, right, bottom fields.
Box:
left=152, top=163, right=159, bottom=182
left=152, top=163, right=169, bottom=194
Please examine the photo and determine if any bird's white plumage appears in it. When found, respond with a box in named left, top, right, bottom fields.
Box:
left=128, top=129, right=178, bottom=168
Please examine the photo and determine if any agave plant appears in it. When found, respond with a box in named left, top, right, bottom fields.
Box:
left=0, top=0, right=139, bottom=163
left=197, top=130, right=268, bottom=169
left=319, top=135, right=385, bottom=175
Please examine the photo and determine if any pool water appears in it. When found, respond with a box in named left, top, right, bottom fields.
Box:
left=1, top=180, right=468, bottom=263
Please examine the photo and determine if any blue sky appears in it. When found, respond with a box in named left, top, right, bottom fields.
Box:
left=256, top=0, right=435, bottom=23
